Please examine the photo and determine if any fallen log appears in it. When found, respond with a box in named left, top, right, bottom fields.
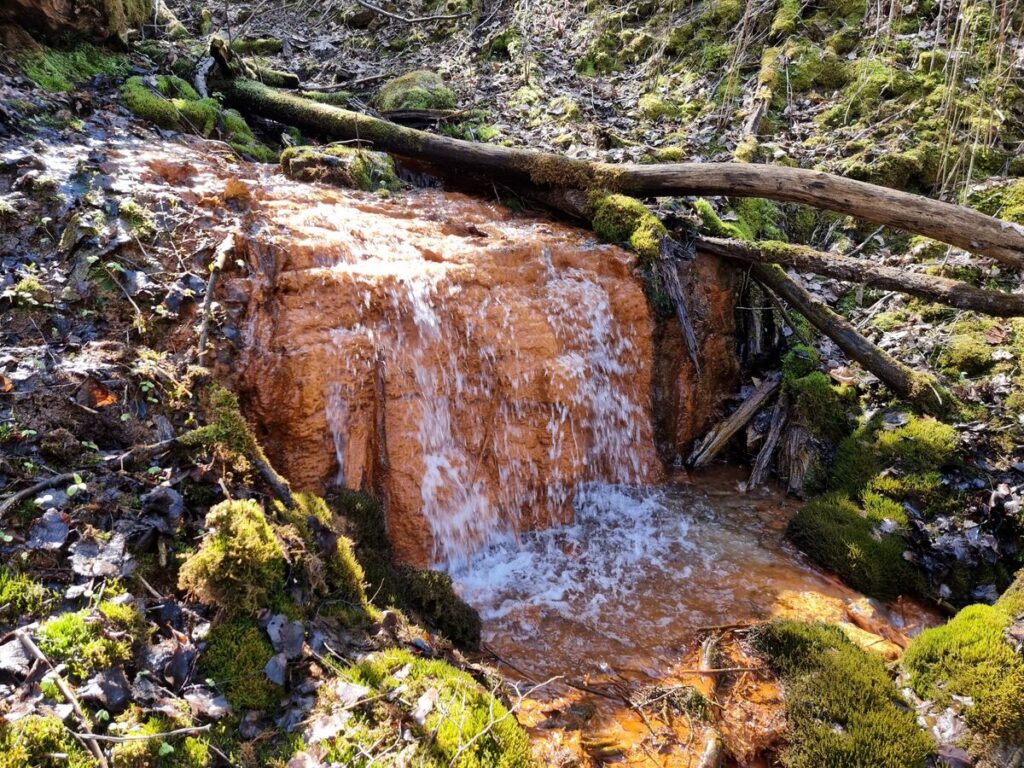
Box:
left=689, top=374, right=780, bottom=467
left=698, top=237, right=1024, bottom=317
left=747, top=263, right=948, bottom=413
left=747, top=392, right=788, bottom=489
left=216, top=78, right=1024, bottom=266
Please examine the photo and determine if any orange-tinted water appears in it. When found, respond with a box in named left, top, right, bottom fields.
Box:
left=452, top=467, right=938, bottom=765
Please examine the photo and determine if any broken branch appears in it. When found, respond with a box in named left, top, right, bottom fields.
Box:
left=689, top=375, right=780, bottom=468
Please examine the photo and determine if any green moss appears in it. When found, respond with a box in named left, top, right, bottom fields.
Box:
left=591, top=194, right=667, bottom=265
left=277, top=492, right=366, bottom=606
left=200, top=618, right=282, bottom=712
left=788, top=371, right=855, bottom=442
left=280, top=145, right=400, bottom=191
left=179, top=385, right=270, bottom=475
left=751, top=620, right=934, bottom=767
left=903, top=574, right=1024, bottom=743
left=230, top=37, right=283, bottom=55
left=332, top=649, right=533, bottom=767
left=782, top=344, right=820, bottom=382
left=111, top=715, right=211, bottom=768
left=21, top=43, right=128, bottom=92
left=770, top=0, right=801, bottom=37
left=118, top=198, right=157, bottom=239
left=330, top=490, right=482, bottom=648
left=638, top=93, right=679, bottom=120
left=36, top=605, right=141, bottom=680
left=0, top=566, right=50, bottom=617
left=0, top=715, right=94, bottom=768
left=939, top=334, right=994, bottom=376
left=787, top=493, right=923, bottom=600
left=693, top=198, right=744, bottom=239
left=874, top=416, right=957, bottom=471
left=178, top=499, right=286, bottom=616
left=374, top=70, right=455, bottom=111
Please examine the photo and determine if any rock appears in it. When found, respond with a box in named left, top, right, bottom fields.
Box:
left=77, top=668, right=131, bottom=712
left=70, top=532, right=134, bottom=577
left=286, top=752, right=322, bottom=768
left=140, top=485, right=184, bottom=530
left=373, top=70, right=456, bottom=112
left=184, top=687, right=232, bottom=719
left=264, top=652, right=287, bottom=686
left=142, top=637, right=196, bottom=689
left=0, top=639, right=32, bottom=676
left=27, top=508, right=69, bottom=550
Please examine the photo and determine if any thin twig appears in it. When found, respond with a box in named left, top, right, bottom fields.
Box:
left=71, top=725, right=212, bottom=743
left=16, top=631, right=110, bottom=768
left=0, top=473, right=77, bottom=519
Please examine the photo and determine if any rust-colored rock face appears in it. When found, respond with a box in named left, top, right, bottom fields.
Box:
left=216, top=174, right=736, bottom=566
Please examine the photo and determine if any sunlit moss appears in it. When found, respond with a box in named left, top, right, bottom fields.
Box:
left=590, top=194, right=667, bottom=265
left=21, top=43, right=128, bottom=92
left=374, top=70, right=455, bottom=111
left=0, top=715, right=94, bottom=768
left=200, top=618, right=281, bottom=712
left=752, top=620, right=934, bottom=767
left=37, top=603, right=142, bottom=680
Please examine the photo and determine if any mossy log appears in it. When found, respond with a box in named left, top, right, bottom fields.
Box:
left=749, top=263, right=948, bottom=414
left=216, top=77, right=1024, bottom=267
left=699, top=237, right=1024, bottom=317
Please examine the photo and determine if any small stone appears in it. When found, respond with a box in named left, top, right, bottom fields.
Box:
left=264, top=652, right=287, bottom=686
left=0, top=639, right=31, bottom=675
left=185, top=687, right=232, bottom=719
left=280, top=621, right=305, bottom=660
left=70, top=532, right=134, bottom=578
left=27, top=509, right=69, bottom=550
left=78, top=668, right=131, bottom=712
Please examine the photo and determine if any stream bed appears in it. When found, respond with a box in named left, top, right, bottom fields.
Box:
left=450, top=467, right=938, bottom=765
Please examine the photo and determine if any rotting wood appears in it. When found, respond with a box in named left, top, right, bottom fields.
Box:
left=689, top=375, right=780, bottom=468
left=197, top=229, right=237, bottom=365
left=747, top=392, right=788, bottom=489
left=658, top=236, right=702, bottom=376
left=215, top=77, right=1024, bottom=266
left=698, top=236, right=1024, bottom=317
left=746, top=263, right=948, bottom=413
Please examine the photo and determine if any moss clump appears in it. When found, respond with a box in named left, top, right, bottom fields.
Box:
left=220, top=108, right=277, bottom=162
left=903, top=571, right=1024, bottom=745
left=230, top=37, right=283, bottom=55
left=276, top=492, right=366, bottom=606
left=939, top=334, right=994, bottom=377
left=178, top=499, right=286, bottom=616
left=787, top=493, right=923, bottom=600
left=330, top=649, right=533, bottom=767
left=590, top=194, right=667, bottom=265
left=398, top=568, right=482, bottom=648
left=21, top=43, right=129, bottom=92
left=788, top=371, right=855, bottom=442
left=374, top=70, right=455, bottom=111
left=0, top=715, right=94, bottom=768
left=200, top=618, right=282, bottom=712
left=751, top=620, right=934, bottom=767
left=111, top=714, right=211, bottom=768
left=637, top=93, right=679, bottom=120
left=179, top=385, right=270, bottom=476
left=36, top=603, right=142, bottom=680
left=782, top=344, right=820, bottom=383
left=118, top=198, right=156, bottom=239
left=280, top=145, right=400, bottom=192
left=330, top=490, right=482, bottom=648
left=0, top=566, right=50, bottom=617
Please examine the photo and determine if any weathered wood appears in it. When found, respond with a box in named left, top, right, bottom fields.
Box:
left=699, top=236, right=1024, bottom=317
left=218, top=78, right=1024, bottom=266
left=658, top=237, right=702, bottom=376
left=696, top=633, right=726, bottom=768
left=746, top=263, right=948, bottom=413
left=747, top=392, right=789, bottom=489
left=689, top=375, right=781, bottom=467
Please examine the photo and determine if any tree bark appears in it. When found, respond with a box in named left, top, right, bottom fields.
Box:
left=218, top=78, right=1024, bottom=267
left=689, top=374, right=780, bottom=467
left=747, top=263, right=949, bottom=413
left=698, top=237, right=1024, bottom=317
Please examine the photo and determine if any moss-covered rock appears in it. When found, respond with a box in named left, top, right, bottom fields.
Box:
left=787, top=492, right=923, bottom=600
left=200, top=617, right=282, bottom=712
left=178, top=499, right=286, bottom=616
left=751, top=620, right=934, bottom=767
left=229, top=37, right=284, bottom=55
left=373, top=70, right=455, bottom=111
left=280, top=145, right=400, bottom=192
left=903, top=571, right=1024, bottom=749
left=590, top=194, right=667, bottom=265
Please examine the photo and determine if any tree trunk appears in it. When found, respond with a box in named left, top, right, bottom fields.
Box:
left=747, top=263, right=949, bottom=413
left=698, top=237, right=1024, bottom=317
left=219, top=78, right=1024, bottom=266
